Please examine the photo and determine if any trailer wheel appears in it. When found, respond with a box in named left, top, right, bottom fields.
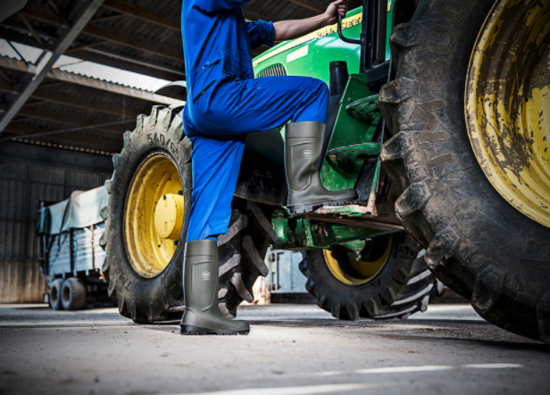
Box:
left=49, top=279, right=63, bottom=311
left=61, top=278, right=87, bottom=311
left=380, top=0, right=550, bottom=343
left=300, top=232, right=440, bottom=320
left=101, top=107, right=274, bottom=323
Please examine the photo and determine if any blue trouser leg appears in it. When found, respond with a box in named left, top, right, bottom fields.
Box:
left=185, top=76, right=328, bottom=242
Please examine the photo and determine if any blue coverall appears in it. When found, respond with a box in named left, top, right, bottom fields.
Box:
left=182, top=0, right=329, bottom=241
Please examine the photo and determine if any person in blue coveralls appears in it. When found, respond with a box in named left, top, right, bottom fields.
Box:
left=179, top=0, right=357, bottom=335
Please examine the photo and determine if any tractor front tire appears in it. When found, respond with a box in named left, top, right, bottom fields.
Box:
left=300, top=232, right=442, bottom=320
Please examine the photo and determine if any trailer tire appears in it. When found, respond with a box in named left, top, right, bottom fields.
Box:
left=380, top=0, right=550, bottom=343
left=61, top=278, right=87, bottom=311
left=50, top=279, right=63, bottom=311
left=301, top=232, right=441, bottom=320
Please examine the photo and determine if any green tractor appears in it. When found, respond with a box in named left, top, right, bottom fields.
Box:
left=101, top=0, right=550, bottom=344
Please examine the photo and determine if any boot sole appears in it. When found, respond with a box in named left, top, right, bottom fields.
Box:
left=179, top=325, right=249, bottom=336
left=287, top=197, right=356, bottom=214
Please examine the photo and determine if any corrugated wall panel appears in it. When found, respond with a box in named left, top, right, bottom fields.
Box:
left=0, top=158, right=111, bottom=303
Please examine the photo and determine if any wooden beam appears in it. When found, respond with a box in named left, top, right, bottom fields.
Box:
left=33, top=88, right=144, bottom=118
left=90, top=13, right=125, bottom=23
left=18, top=13, right=44, bottom=47
left=66, top=40, right=108, bottom=53
left=0, top=0, right=107, bottom=135
left=20, top=6, right=182, bottom=61
left=83, top=23, right=182, bottom=61
left=0, top=69, right=11, bottom=83
left=102, top=0, right=180, bottom=31
left=285, top=0, right=325, bottom=13
left=0, top=79, right=15, bottom=92
left=0, top=56, right=186, bottom=106
left=0, top=75, right=144, bottom=118
left=16, top=107, right=129, bottom=136
left=3, top=124, right=122, bottom=152
left=46, top=0, right=62, bottom=17
left=0, top=27, right=185, bottom=81
left=48, top=68, right=186, bottom=105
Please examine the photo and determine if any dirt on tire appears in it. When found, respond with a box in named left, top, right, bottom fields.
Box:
left=379, top=0, right=550, bottom=343
left=101, top=106, right=274, bottom=323
left=300, top=232, right=442, bottom=320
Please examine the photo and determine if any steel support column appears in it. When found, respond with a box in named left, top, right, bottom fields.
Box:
left=0, top=0, right=105, bottom=135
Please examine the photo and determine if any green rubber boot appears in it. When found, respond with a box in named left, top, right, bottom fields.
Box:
left=285, top=121, right=357, bottom=214
left=180, top=240, right=250, bottom=335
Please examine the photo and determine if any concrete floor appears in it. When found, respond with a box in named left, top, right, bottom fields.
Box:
left=0, top=304, right=549, bottom=395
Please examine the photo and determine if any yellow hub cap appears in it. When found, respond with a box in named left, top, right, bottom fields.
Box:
left=466, top=0, right=550, bottom=228
left=124, top=153, right=184, bottom=278
left=323, top=235, right=393, bottom=286
left=154, top=194, right=184, bottom=239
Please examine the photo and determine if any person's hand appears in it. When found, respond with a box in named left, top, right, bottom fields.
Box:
left=324, top=0, right=347, bottom=25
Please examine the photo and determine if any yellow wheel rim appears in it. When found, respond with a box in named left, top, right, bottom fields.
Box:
left=124, top=153, right=184, bottom=278
left=466, top=0, right=550, bottom=228
left=323, top=235, right=393, bottom=286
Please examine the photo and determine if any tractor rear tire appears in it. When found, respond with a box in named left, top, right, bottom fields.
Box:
left=380, top=0, right=550, bottom=343
left=300, top=232, right=441, bottom=320
left=61, top=278, right=87, bottom=311
left=49, top=279, right=63, bottom=311
left=101, top=106, right=274, bottom=323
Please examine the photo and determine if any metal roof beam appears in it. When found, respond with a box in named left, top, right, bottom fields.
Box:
left=15, top=107, right=130, bottom=136
left=102, top=0, right=180, bottom=31
left=32, top=88, right=144, bottom=118
left=20, top=6, right=182, bottom=61
left=0, top=27, right=185, bottom=80
left=0, top=55, right=186, bottom=106
left=2, top=125, right=122, bottom=154
left=0, top=73, right=145, bottom=118
left=0, top=0, right=106, bottom=135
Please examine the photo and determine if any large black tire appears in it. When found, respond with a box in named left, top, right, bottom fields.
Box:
left=61, top=278, right=87, bottom=311
left=217, top=199, right=277, bottom=318
left=380, top=0, right=550, bottom=343
left=300, top=232, right=442, bottom=320
left=49, top=279, right=63, bottom=311
left=101, top=106, right=274, bottom=323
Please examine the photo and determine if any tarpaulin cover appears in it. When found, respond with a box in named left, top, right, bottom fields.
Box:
left=37, top=186, right=108, bottom=235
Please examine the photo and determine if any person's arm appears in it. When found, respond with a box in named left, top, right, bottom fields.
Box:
left=273, top=0, right=347, bottom=42
left=247, top=20, right=276, bottom=49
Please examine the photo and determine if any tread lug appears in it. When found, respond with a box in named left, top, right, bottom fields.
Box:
left=536, top=291, right=550, bottom=344
left=472, top=265, right=506, bottom=316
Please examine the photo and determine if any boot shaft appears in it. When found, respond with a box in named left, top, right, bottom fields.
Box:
left=183, top=239, right=219, bottom=311
left=285, top=121, right=325, bottom=193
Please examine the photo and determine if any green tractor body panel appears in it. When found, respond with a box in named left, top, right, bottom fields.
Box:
left=249, top=4, right=399, bottom=250
left=253, top=8, right=364, bottom=87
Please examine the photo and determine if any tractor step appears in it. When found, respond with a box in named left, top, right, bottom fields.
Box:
left=325, top=142, right=381, bottom=173
left=313, top=204, right=373, bottom=217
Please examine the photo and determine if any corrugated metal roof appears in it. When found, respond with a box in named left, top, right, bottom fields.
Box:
left=0, top=0, right=363, bottom=155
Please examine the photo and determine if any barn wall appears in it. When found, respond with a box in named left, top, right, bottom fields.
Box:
left=0, top=157, right=111, bottom=303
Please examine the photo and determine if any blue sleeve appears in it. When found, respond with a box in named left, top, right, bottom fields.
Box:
left=199, top=0, right=253, bottom=11
left=247, top=20, right=275, bottom=49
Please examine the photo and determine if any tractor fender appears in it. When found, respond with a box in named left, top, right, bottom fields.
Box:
left=154, top=81, right=188, bottom=103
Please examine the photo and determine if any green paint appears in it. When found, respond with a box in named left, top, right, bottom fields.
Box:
left=252, top=3, right=400, bottom=250
left=272, top=215, right=393, bottom=250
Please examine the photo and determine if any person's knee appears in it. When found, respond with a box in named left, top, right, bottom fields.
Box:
left=309, top=78, right=329, bottom=107
left=310, top=78, right=329, bottom=97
